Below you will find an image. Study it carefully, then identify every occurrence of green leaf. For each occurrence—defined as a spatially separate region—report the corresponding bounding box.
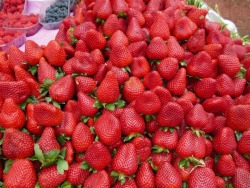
[21,128,30,134]
[35,182,41,188]
[81,161,90,170]
[28,65,38,76]
[4,160,14,173]
[226,184,233,188]
[178,159,189,168]
[106,103,115,111]
[93,101,103,108]
[56,68,65,80]
[42,79,54,88]
[145,115,151,122]
[52,101,61,109]
[0,139,3,146]
[77,185,82,188]
[182,182,188,188]
[235,131,243,141]
[34,144,45,161]
[59,181,74,188]
[45,97,52,103]
[81,116,90,123]
[116,100,125,108]
[56,160,69,174]
[44,149,60,161]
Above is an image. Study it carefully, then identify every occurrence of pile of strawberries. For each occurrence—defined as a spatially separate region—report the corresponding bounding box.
[1,0,25,13]
[1,0,250,187]
[0,28,24,45]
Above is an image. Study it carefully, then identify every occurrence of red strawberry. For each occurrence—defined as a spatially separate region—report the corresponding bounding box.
[232,150,250,172]
[167,36,185,61]
[127,8,145,27]
[203,43,223,59]
[218,55,241,77]
[152,86,172,106]
[188,167,216,188]
[175,97,193,116]
[157,57,179,80]
[216,73,234,96]
[64,100,82,121]
[111,0,129,16]
[33,102,63,127]
[84,29,107,50]
[75,76,96,94]
[216,155,236,177]
[237,130,250,155]
[233,78,247,98]
[72,122,94,153]
[206,30,230,46]
[130,137,151,162]
[130,56,150,78]
[44,40,66,66]
[143,70,163,90]
[173,16,197,41]
[151,152,173,169]
[37,57,56,84]
[75,39,90,52]
[108,30,129,48]
[67,163,90,186]
[4,159,36,188]
[90,49,105,65]
[77,91,98,117]
[110,44,133,68]
[0,80,30,104]
[126,17,144,43]
[84,170,110,188]
[128,41,147,58]
[3,128,34,159]
[103,14,120,37]
[55,112,77,137]
[149,11,170,40]
[63,141,74,165]
[146,37,168,60]
[187,8,208,27]
[155,162,182,188]
[202,97,227,115]
[122,76,145,103]
[167,68,187,96]
[147,0,164,11]
[134,90,161,115]
[109,66,129,85]
[194,78,217,99]
[94,111,121,146]
[38,165,67,188]
[213,127,237,155]
[114,178,137,187]
[94,64,109,84]
[226,105,250,131]
[93,0,112,20]
[7,45,27,70]
[156,102,184,127]
[73,22,96,40]
[24,40,44,65]
[187,29,206,53]
[0,72,15,81]
[135,162,155,188]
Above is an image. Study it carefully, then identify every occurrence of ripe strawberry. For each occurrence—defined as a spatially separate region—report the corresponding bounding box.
[4,159,36,188]
[173,16,197,40]
[0,72,15,81]
[7,45,27,70]
[33,102,63,127]
[175,97,193,116]
[206,30,230,46]
[67,162,90,186]
[216,155,236,176]
[73,22,96,40]
[120,107,145,137]
[0,98,25,129]
[151,152,173,169]
[0,80,31,104]
[215,176,226,188]
[109,66,129,85]
[156,102,184,127]
[128,41,147,58]
[75,39,89,52]
[218,55,241,77]
[44,40,67,66]
[84,170,110,188]
[173,156,194,182]
[146,37,168,60]
[127,8,145,27]
[111,0,129,16]
[123,76,145,103]
[94,111,121,146]
[237,130,250,155]
[90,49,105,65]
[225,105,250,131]
[96,71,120,104]
[130,56,150,78]
[187,29,206,53]
[187,8,208,27]
[77,91,98,117]
[75,76,96,94]
[188,167,216,188]
[155,162,182,188]
[152,86,172,106]
[72,122,94,153]
[149,11,170,40]
[187,51,213,78]
[135,162,155,188]
[216,73,235,96]
[126,17,144,43]
[84,29,107,50]
[37,57,56,84]
[63,141,74,165]
[213,127,237,155]
[103,14,120,37]
[130,136,151,163]
[114,178,137,187]
[55,112,77,137]
[203,43,223,59]
[157,57,179,80]
[38,165,67,188]
[167,36,185,61]
[233,78,247,97]
[93,0,112,20]
[232,168,250,188]
[202,97,227,115]
[108,30,129,48]
[167,68,187,96]
[94,63,109,84]
[232,150,250,172]
[147,0,164,11]
[194,78,217,99]
[64,100,82,121]
[37,127,60,154]
[24,40,44,65]
[3,128,34,159]
[110,44,133,68]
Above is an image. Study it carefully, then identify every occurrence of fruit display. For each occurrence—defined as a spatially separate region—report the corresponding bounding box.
[0,0,250,187]
[0,28,25,51]
[1,0,25,13]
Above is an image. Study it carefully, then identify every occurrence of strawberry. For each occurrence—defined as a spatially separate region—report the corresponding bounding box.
[94,111,121,146]
[93,0,112,20]
[173,156,194,182]
[216,155,236,177]
[0,72,15,81]
[114,178,137,187]
[215,176,226,188]
[187,8,208,27]
[155,162,182,188]
[128,41,147,57]
[38,165,67,188]
[63,141,74,165]
[218,55,241,77]
[175,97,193,116]
[120,107,145,137]
[149,11,170,40]
[7,45,27,70]
[64,100,82,121]
[146,37,168,60]
[167,68,187,96]
[194,78,217,99]
[33,102,63,127]
[157,57,179,80]
[127,8,145,27]
[225,105,250,131]
[232,150,250,172]
[187,51,213,78]
[108,30,129,48]
[75,39,89,52]
[24,40,44,66]
[94,63,109,84]
[110,44,133,68]
[72,122,94,153]
[202,97,227,115]
[135,162,155,188]
[176,130,206,159]
[90,49,105,65]
[84,170,111,188]
[203,43,223,59]
[75,76,96,94]
[73,22,96,40]
[37,127,60,154]
[4,159,36,188]
[96,71,120,104]
[103,14,120,37]
[55,112,77,137]
[233,168,250,188]
[237,130,250,155]
[130,56,150,78]
[233,78,247,98]
[143,70,163,89]
[152,86,172,106]
[156,102,184,127]
[111,0,129,16]
[44,40,67,66]
[187,29,205,53]
[37,57,56,84]
[122,76,145,103]
[77,91,98,117]
[147,0,164,11]
[134,90,161,115]
[109,66,129,85]
[216,74,235,96]
[167,36,185,61]
[67,162,90,186]
[188,167,216,188]
[3,128,34,159]
[173,16,197,41]
[212,127,237,155]
[0,80,30,104]
[126,17,144,43]
[151,152,173,169]
[55,25,67,43]
[206,30,230,46]
[84,29,107,50]
[131,136,151,162]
